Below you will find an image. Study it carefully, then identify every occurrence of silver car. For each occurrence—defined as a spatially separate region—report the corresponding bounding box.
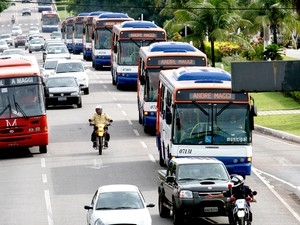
[0,40,9,53]
[28,38,45,53]
[0,34,13,46]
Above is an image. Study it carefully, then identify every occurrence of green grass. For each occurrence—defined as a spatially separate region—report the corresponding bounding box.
[255,114,300,136]
[251,92,300,111]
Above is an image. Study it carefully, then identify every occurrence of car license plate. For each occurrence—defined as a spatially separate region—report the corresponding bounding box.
[204,207,218,212]
[58,97,67,101]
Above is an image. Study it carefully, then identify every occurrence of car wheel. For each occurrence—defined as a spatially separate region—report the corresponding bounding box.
[39,145,47,154]
[83,88,89,95]
[159,193,170,218]
[77,99,82,108]
[29,50,32,53]
[173,203,185,225]
[15,45,18,48]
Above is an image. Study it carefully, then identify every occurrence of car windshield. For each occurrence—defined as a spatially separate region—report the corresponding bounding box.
[96,191,144,210]
[47,46,68,54]
[1,35,10,39]
[2,50,25,55]
[46,77,77,88]
[56,62,84,73]
[177,163,229,181]
[44,60,58,69]
[30,39,44,44]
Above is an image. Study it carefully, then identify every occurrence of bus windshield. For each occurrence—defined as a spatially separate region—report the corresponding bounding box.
[0,84,45,119]
[144,69,160,102]
[94,29,111,49]
[85,24,93,43]
[172,103,250,145]
[118,41,140,65]
[74,24,83,38]
[66,26,73,39]
[43,17,59,25]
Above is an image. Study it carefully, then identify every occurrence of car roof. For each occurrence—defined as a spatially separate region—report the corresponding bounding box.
[98,184,139,193]
[57,59,82,64]
[171,157,224,165]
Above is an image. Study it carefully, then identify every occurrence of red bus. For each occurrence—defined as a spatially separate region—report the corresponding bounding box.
[0,56,48,153]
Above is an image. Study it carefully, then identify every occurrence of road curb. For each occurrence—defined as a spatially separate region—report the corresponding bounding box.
[254,125,300,144]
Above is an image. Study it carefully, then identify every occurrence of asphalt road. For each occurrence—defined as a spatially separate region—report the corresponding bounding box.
[1,3,300,225]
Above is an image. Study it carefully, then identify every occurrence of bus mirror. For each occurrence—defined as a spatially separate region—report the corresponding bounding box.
[251,104,257,117]
[92,32,94,39]
[60,28,63,32]
[166,111,172,125]
[114,45,117,53]
[83,27,85,34]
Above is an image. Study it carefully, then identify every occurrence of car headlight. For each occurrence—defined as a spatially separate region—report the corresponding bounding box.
[94,218,105,225]
[70,92,80,96]
[179,190,193,198]
[49,94,54,97]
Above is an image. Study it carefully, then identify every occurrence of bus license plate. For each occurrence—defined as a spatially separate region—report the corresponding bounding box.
[204,207,218,212]
[58,97,67,101]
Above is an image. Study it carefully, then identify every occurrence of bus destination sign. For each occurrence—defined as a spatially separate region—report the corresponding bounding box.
[176,90,249,101]
[147,56,206,66]
[120,31,166,39]
[96,21,121,27]
[0,77,40,87]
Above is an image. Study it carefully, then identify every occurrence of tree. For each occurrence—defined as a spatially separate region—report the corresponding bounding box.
[161,0,252,67]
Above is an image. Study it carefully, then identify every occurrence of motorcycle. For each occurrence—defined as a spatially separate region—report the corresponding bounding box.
[89,119,112,155]
[230,191,257,225]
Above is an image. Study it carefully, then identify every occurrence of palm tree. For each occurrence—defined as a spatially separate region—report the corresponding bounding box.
[162,0,252,67]
[243,0,300,48]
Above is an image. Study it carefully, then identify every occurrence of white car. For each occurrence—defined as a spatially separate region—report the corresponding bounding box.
[43,44,70,62]
[84,184,154,225]
[11,26,23,36]
[0,34,13,46]
[0,40,9,53]
[54,59,89,94]
[40,58,59,81]
[28,26,40,35]
[2,49,26,56]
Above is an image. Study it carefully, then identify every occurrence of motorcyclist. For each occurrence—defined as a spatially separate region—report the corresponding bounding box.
[89,105,113,148]
[11,15,15,25]
[206,175,256,225]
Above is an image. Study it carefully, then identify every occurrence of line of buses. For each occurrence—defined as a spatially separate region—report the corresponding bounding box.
[0,10,257,177]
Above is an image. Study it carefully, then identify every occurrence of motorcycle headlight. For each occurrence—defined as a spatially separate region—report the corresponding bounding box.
[179,190,193,198]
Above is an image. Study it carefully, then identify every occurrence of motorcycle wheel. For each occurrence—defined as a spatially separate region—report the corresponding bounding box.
[238,218,245,225]
[98,136,103,155]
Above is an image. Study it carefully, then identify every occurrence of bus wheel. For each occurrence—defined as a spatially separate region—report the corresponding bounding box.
[39,145,47,154]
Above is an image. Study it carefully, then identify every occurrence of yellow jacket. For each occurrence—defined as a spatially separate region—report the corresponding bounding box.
[91,113,111,125]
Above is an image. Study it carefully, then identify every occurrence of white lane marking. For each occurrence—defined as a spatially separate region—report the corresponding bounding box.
[103,85,107,89]
[121,110,127,116]
[148,154,156,162]
[44,190,53,225]
[252,167,300,222]
[41,158,46,168]
[117,103,122,108]
[91,159,103,169]
[112,96,117,101]
[42,174,47,183]
[140,140,147,149]
[254,167,296,189]
[127,119,132,126]
[133,129,140,137]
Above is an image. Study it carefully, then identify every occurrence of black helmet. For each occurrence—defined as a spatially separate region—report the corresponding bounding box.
[231,175,244,188]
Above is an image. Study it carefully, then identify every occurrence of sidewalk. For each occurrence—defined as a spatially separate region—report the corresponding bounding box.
[255,109,300,144]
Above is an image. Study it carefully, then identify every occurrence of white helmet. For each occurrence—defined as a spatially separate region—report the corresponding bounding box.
[95,105,102,110]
